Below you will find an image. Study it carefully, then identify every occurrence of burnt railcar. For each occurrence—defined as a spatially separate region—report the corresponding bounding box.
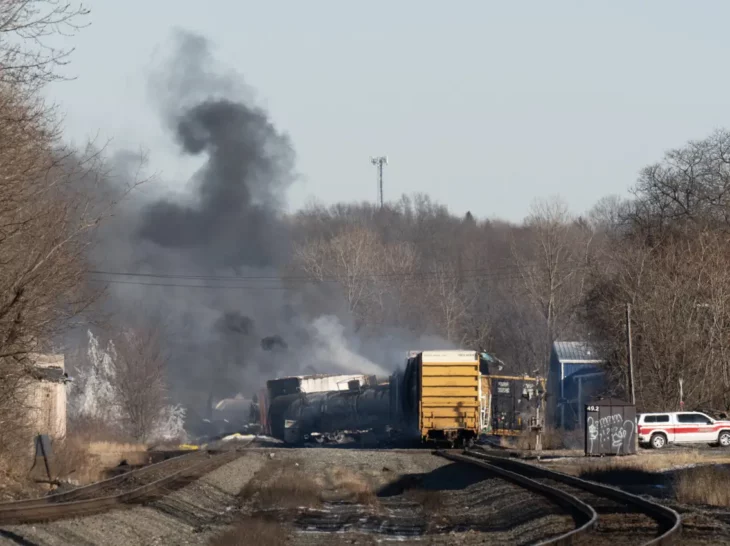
[259,358,545,445]
[267,383,394,444]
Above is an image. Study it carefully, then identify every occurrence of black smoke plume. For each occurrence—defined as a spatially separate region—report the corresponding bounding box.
[137,97,293,268]
[84,30,448,435]
[87,30,303,413]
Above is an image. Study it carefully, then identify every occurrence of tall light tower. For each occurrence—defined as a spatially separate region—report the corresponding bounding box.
[370,156,388,208]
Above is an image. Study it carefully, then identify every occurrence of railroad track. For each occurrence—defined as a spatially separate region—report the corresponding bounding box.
[437,449,681,546]
[0,446,246,525]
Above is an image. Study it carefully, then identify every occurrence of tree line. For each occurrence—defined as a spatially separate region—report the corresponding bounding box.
[287,131,730,414]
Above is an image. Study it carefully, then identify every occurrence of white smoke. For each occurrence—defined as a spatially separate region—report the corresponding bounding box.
[301,315,389,377]
[70,331,186,442]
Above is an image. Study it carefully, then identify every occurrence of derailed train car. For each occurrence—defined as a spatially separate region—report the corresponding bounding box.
[260,351,545,445]
[267,383,394,443]
[261,373,389,442]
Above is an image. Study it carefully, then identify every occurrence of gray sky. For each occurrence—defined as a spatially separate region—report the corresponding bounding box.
[47,1,730,222]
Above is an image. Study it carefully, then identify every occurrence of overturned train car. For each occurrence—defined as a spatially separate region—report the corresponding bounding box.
[267,383,395,443]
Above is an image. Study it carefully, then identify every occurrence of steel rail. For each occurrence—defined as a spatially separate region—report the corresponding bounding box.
[461,449,682,546]
[435,450,597,545]
[0,450,206,511]
[0,449,243,525]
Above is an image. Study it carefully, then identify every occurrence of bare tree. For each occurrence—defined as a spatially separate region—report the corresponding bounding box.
[0,0,90,88]
[295,226,379,317]
[0,0,114,455]
[111,327,169,442]
[370,240,418,329]
[626,129,730,241]
[424,262,473,345]
[587,229,730,412]
[511,197,594,374]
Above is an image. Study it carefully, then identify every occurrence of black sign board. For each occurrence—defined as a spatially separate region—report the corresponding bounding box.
[585,400,636,456]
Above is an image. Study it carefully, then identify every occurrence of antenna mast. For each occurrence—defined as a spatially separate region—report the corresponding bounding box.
[370,156,388,208]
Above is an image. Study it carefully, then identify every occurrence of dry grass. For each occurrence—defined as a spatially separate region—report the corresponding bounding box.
[51,437,92,482]
[1,435,98,499]
[210,517,289,546]
[565,447,730,508]
[67,417,134,444]
[86,441,148,467]
[0,424,38,498]
[0,454,41,501]
[0,416,148,499]
[241,459,323,510]
[406,488,444,512]
[675,466,730,506]
[51,438,148,484]
[59,417,148,483]
[325,466,376,504]
[576,449,730,476]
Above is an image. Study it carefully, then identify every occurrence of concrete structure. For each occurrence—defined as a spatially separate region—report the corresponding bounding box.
[24,354,70,440]
[547,341,606,429]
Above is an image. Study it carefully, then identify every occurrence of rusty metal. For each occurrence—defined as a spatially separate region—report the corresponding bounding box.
[460,449,682,546]
[0,448,243,525]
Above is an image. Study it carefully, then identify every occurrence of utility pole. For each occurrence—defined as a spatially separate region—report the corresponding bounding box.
[626,303,635,405]
[679,378,684,411]
[370,156,388,208]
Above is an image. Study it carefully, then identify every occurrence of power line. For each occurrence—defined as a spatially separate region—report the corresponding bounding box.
[86,268,537,291]
[87,278,293,290]
[87,263,528,282]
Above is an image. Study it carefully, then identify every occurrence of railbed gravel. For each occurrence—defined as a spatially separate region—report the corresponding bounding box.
[0,449,269,546]
[231,447,575,545]
[470,455,666,546]
[64,451,209,501]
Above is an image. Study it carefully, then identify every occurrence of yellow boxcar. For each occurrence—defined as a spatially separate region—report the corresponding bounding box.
[414,350,480,446]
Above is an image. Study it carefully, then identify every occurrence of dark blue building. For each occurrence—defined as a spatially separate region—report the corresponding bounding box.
[547,341,605,429]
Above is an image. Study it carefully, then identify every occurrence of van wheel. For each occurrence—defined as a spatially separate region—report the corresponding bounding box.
[651,434,667,449]
[718,431,730,447]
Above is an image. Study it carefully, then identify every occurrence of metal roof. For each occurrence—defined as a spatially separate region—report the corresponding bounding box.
[28,366,69,383]
[214,397,252,411]
[552,341,604,363]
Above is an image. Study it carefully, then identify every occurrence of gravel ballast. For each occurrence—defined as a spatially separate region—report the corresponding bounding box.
[1,447,580,545]
[221,447,575,545]
[0,450,269,546]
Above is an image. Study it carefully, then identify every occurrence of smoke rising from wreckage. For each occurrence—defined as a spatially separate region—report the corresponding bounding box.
[82,29,449,435]
[257,351,546,448]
